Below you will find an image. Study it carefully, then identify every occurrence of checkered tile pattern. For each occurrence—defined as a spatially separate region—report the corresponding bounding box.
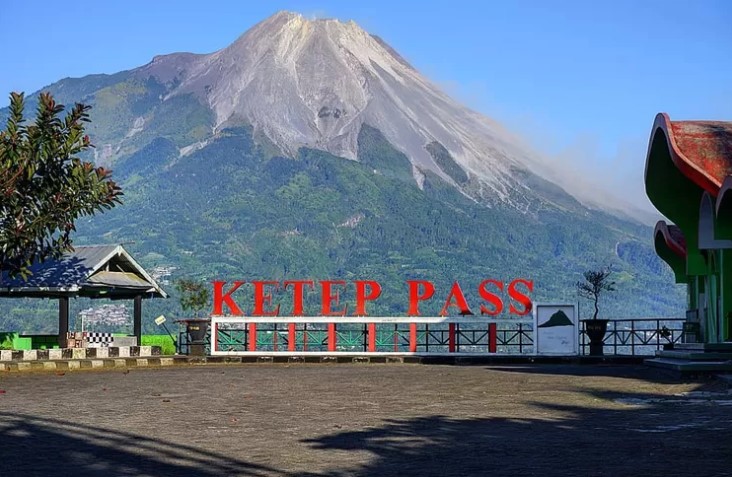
[83,332,114,347]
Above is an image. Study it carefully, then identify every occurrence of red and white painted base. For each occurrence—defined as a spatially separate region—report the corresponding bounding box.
[209,316,534,356]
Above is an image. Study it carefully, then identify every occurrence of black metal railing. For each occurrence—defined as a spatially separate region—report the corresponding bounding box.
[205,322,535,354]
[179,319,686,356]
[579,318,686,356]
[178,331,211,355]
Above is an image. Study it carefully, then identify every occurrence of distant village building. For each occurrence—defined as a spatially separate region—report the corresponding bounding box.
[78,304,131,330]
[150,265,178,286]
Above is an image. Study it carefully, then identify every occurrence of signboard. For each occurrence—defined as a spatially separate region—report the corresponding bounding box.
[207,279,538,356]
[211,279,534,318]
[533,303,578,355]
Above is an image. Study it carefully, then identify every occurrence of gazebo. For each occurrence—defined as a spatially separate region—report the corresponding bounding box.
[645,113,732,343]
[0,245,168,347]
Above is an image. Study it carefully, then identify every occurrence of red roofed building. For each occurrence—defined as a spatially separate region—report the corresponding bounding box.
[645,113,732,343]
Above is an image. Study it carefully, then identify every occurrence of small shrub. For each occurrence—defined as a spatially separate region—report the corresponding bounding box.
[175,279,211,318]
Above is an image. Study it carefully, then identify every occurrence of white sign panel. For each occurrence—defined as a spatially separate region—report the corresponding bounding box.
[534,304,578,355]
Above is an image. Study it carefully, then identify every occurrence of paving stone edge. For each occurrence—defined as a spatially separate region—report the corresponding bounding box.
[0,355,647,372]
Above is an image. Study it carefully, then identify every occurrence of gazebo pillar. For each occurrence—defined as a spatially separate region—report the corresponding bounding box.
[58,297,69,348]
[133,295,142,345]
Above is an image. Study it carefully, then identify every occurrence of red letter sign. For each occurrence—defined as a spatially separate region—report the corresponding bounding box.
[284,280,314,316]
[355,280,382,316]
[439,281,472,316]
[212,281,245,316]
[508,279,533,315]
[252,280,281,316]
[407,280,435,316]
[321,280,348,316]
[478,279,504,316]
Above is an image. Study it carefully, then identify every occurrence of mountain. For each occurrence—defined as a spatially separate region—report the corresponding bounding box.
[29,11,580,211]
[151,12,535,198]
[538,310,574,328]
[0,11,684,332]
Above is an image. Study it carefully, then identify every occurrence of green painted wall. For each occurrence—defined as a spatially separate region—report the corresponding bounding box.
[644,129,732,342]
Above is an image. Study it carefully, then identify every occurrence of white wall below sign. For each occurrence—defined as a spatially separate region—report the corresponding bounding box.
[533,303,578,356]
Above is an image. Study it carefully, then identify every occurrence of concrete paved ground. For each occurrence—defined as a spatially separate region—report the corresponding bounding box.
[0,364,730,476]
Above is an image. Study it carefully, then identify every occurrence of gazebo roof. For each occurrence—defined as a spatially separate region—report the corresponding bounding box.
[0,245,167,299]
[648,113,732,195]
[654,221,687,258]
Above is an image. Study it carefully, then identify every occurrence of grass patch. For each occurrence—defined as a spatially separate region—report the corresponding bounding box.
[141,335,177,355]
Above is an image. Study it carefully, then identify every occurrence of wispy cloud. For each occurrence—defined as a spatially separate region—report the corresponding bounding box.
[304,10,328,21]
[545,135,660,221]
[440,79,661,223]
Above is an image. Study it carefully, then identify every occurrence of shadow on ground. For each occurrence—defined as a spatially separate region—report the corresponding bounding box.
[1,379,730,476]
[0,411,281,477]
[302,388,732,477]
[485,363,716,383]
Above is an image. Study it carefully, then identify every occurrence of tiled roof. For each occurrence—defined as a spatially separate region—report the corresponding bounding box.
[0,245,167,298]
[651,113,732,195]
[654,221,687,258]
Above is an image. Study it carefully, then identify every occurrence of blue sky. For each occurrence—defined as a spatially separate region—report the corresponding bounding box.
[1,0,730,208]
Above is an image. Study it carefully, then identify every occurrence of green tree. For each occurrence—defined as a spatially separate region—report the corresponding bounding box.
[576,266,616,320]
[175,279,211,318]
[0,92,122,278]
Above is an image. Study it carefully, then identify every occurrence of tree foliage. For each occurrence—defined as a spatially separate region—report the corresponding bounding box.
[175,278,211,318]
[0,92,122,278]
[576,266,616,320]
